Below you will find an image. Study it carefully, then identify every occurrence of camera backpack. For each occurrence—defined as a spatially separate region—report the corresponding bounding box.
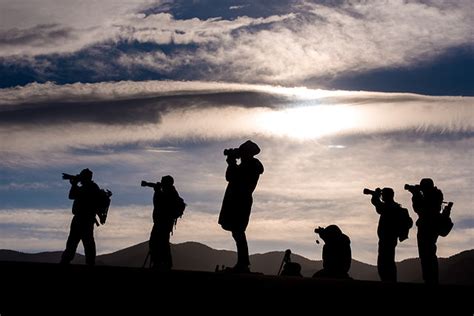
[438,202,454,237]
[96,188,112,225]
[171,195,186,232]
[173,196,186,220]
[397,207,413,242]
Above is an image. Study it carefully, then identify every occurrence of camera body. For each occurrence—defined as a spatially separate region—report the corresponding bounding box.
[223,148,240,159]
[363,188,381,196]
[404,184,420,193]
[314,226,324,235]
[141,180,161,189]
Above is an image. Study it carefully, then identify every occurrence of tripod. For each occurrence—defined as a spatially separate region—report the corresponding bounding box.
[142,250,153,268]
[278,249,292,276]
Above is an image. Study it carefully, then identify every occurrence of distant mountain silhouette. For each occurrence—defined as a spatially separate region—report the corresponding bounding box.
[1,242,473,285]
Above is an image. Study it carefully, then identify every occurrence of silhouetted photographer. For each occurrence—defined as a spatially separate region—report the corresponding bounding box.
[406,178,451,284]
[312,225,351,279]
[60,168,103,266]
[218,140,264,273]
[143,175,185,270]
[364,187,412,282]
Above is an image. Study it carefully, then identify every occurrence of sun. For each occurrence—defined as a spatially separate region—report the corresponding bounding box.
[256,104,359,139]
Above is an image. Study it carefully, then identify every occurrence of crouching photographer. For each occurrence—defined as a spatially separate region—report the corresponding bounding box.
[312,225,352,279]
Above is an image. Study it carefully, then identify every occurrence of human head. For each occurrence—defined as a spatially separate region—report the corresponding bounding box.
[318,224,343,243]
[238,140,260,159]
[381,187,394,203]
[420,178,434,191]
[161,175,174,188]
[79,168,93,182]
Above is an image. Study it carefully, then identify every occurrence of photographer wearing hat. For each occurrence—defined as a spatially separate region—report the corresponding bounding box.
[60,168,101,266]
[218,140,264,273]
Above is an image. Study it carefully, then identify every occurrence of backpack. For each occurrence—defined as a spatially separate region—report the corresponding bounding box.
[438,202,454,237]
[173,196,186,220]
[171,195,186,232]
[397,207,413,242]
[96,188,112,225]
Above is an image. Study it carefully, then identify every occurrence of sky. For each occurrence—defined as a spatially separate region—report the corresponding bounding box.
[0,0,473,265]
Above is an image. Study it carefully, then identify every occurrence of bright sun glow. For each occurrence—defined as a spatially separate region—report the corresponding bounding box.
[256,105,360,139]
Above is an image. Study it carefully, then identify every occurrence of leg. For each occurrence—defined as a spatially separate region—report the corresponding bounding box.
[61,217,81,264]
[149,225,158,267]
[418,230,439,284]
[81,221,96,266]
[151,222,173,270]
[377,239,397,282]
[232,230,250,268]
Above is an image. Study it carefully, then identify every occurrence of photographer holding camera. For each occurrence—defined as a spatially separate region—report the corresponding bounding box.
[312,225,351,279]
[218,140,264,273]
[364,187,409,282]
[60,168,102,266]
[143,175,184,270]
[405,178,444,284]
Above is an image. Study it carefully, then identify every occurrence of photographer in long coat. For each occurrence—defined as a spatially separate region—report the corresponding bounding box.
[218,140,264,273]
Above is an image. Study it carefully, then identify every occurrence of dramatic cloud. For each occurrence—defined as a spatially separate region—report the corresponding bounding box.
[1,1,472,86]
[0,81,472,167]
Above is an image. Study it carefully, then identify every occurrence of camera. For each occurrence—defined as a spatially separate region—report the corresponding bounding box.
[62,173,78,181]
[141,180,161,189]
[404,184,420,192]
[223,148,240,158]
[314,226,324,234]
[363,188,381,196]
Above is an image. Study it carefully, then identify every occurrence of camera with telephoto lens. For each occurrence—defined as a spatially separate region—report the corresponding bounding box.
[363,188,381,196]
[62,173,79,181]
[223,148,240,159]
[141,180,161,189]
[404,184,420,193]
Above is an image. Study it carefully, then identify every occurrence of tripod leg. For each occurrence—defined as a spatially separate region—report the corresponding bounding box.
[142,251,150,268]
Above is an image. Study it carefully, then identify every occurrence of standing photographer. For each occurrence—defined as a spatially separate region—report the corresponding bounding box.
[218,140,264,273]
[365,187,409,282]
[406,178,444,284]
[144,175,184,270]
[60,168,101,266]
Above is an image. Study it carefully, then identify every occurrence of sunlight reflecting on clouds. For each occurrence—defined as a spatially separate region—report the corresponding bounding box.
[256,105,360,139]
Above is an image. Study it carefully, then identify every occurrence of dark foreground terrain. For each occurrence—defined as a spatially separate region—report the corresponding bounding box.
[0,261,472,315]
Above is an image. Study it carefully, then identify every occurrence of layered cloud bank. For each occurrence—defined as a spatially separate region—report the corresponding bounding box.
[1,0,473,88]
[1,81,472,162]
[0,81,472,263]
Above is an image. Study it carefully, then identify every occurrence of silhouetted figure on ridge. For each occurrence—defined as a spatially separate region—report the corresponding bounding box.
[313,225,352,279]
[142,175,185,270]
[405,178,445,284]
[218,140,264,273]
[60,168,102,266]
[364,187,412,282]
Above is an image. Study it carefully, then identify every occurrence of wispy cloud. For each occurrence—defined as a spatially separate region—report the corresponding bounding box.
[0,81,472,165]
[1,1,472,84]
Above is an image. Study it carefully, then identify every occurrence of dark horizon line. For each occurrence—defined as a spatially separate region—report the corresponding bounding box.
[2,240,472,266]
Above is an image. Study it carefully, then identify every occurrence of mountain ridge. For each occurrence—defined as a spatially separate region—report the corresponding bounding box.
[1,241,473,285]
